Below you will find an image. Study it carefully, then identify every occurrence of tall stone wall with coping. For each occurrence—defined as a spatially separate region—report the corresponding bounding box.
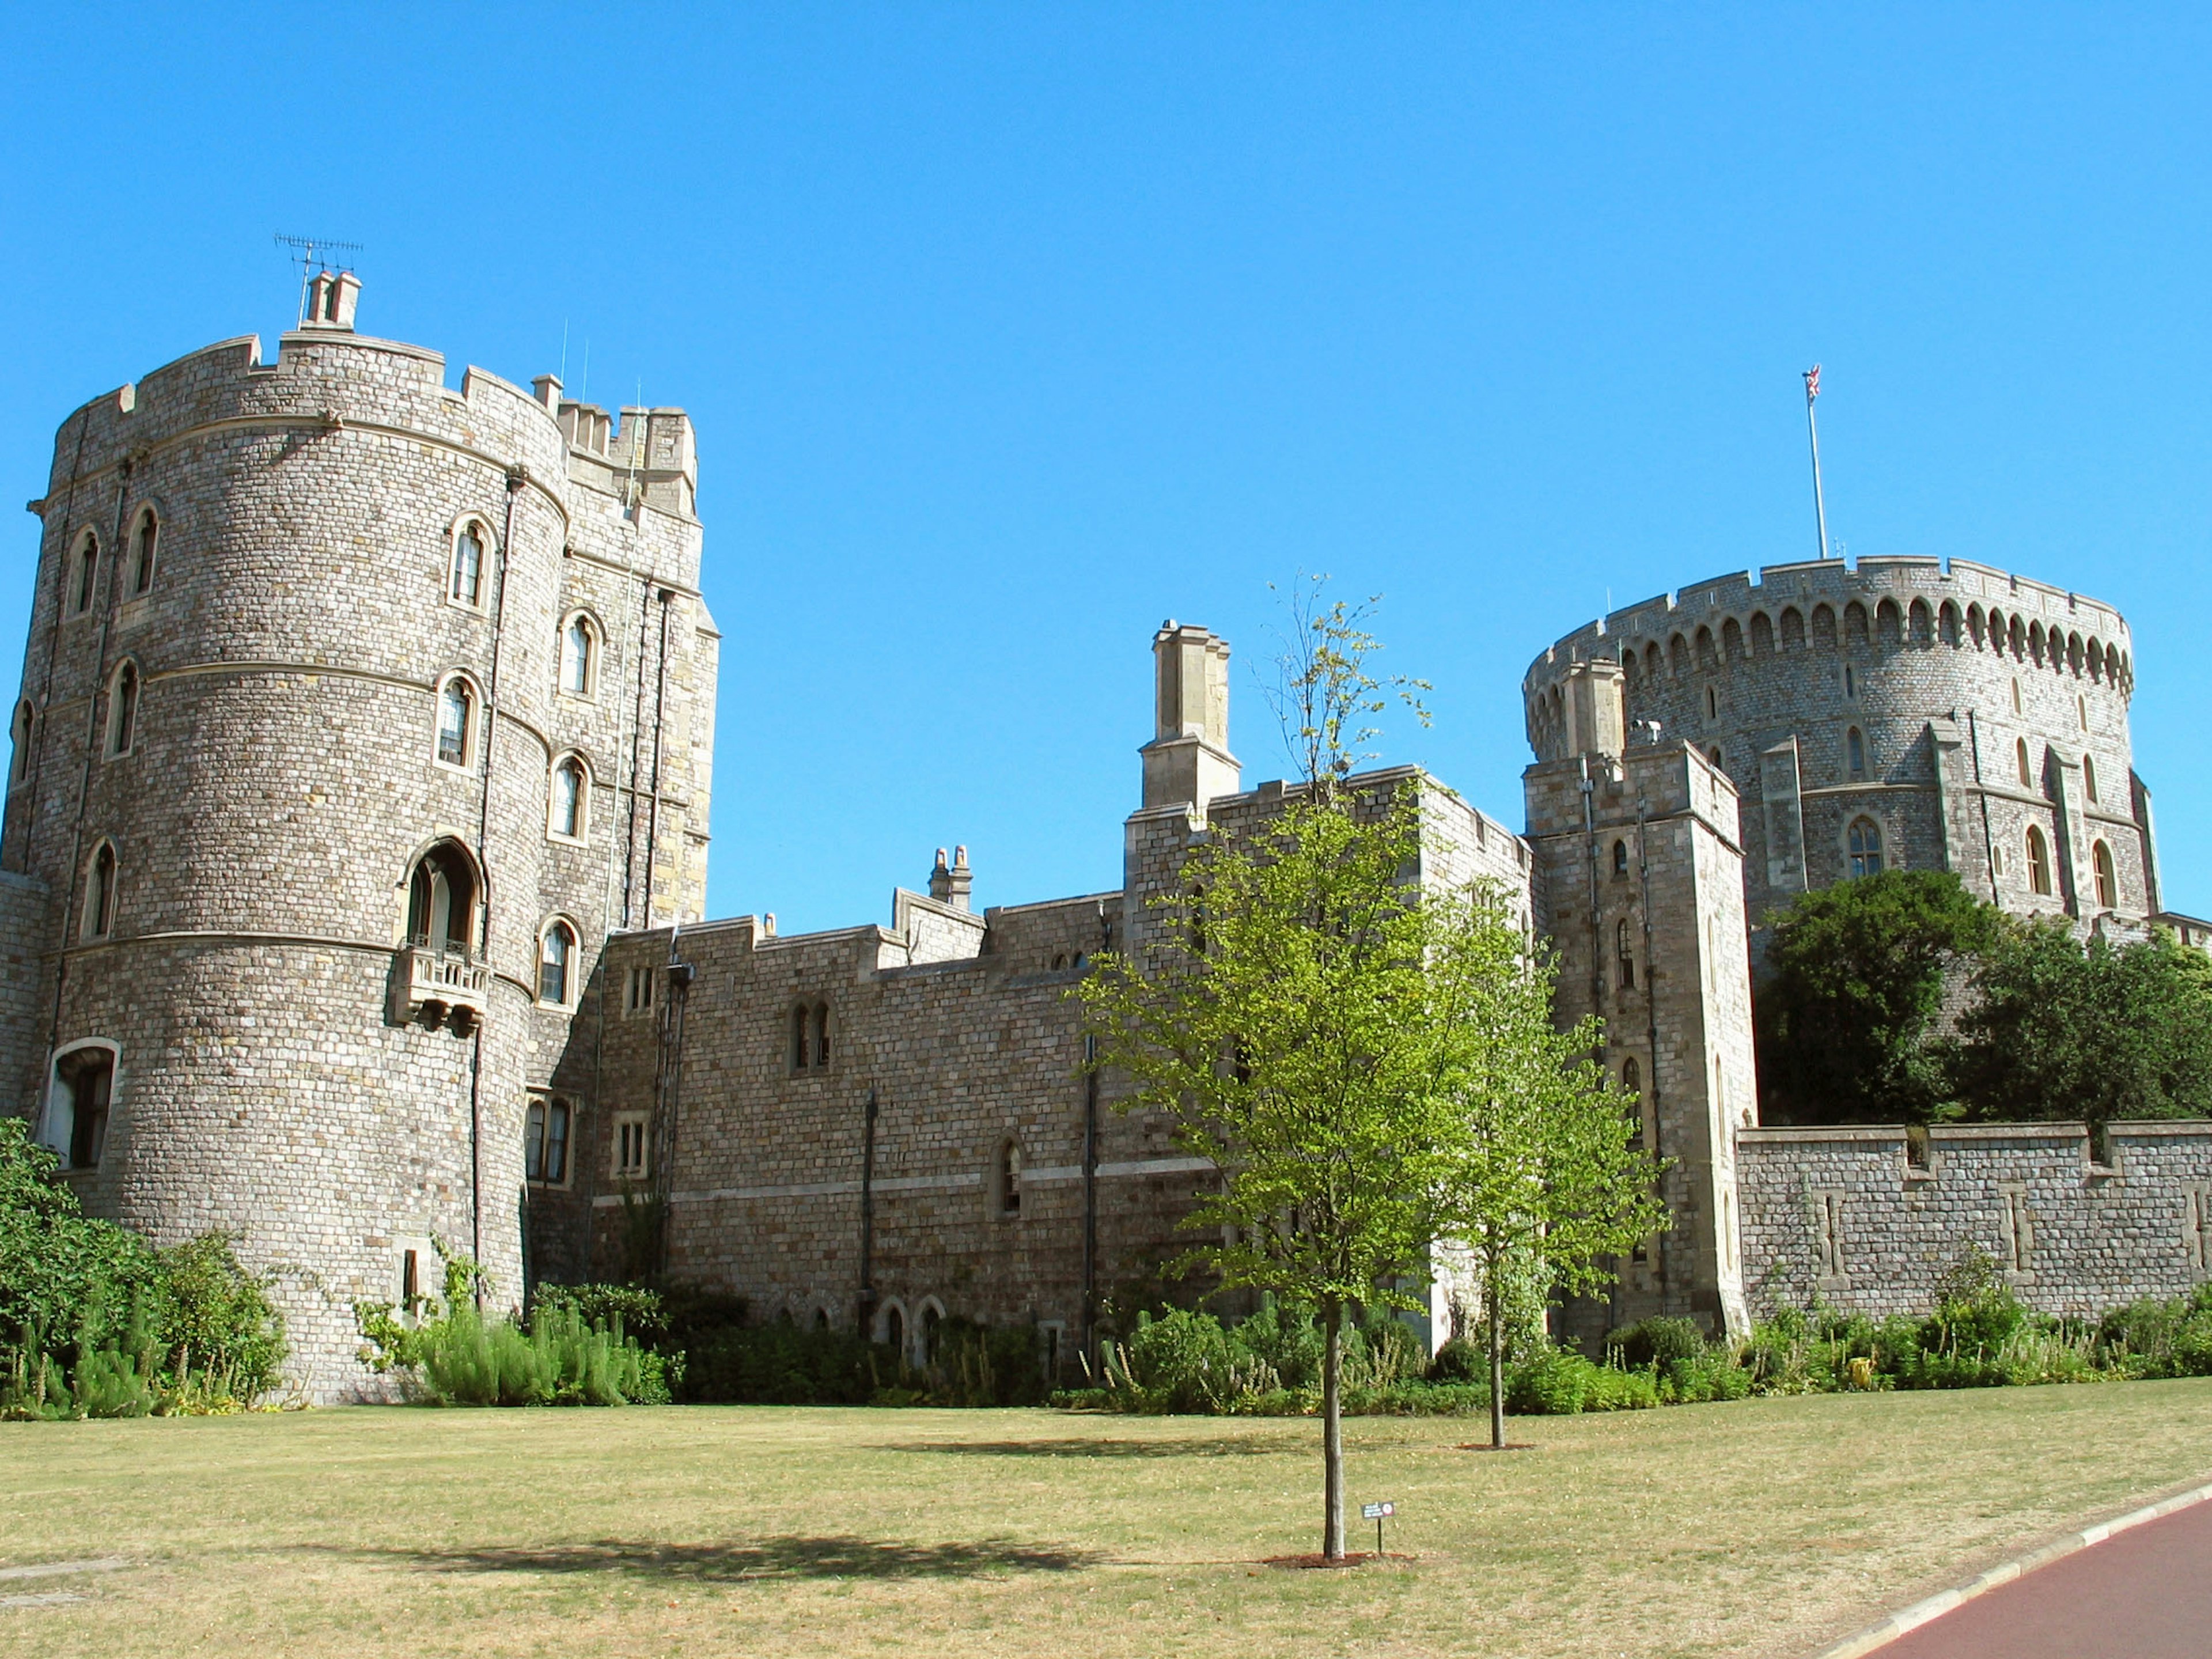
[1737,1122,2212,1318]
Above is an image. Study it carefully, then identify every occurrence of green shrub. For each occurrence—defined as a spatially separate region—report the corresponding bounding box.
[1505,1347,1658,1414]
[355,1248,667,1406]
[0,1123,288,1416]
[1426,1337,1486,1384]
[680,1320,882,1405]
[1608,1316,1706,1371]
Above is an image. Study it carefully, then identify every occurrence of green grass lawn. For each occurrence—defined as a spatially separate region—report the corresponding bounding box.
[4,1382,2211,1658]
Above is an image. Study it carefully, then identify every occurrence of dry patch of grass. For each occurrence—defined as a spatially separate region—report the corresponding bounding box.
[3,1381,2210,1658]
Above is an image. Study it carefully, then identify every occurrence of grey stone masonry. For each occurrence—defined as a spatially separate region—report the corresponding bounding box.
[1738,1122,2212,1317]
[1524,558,2152,953]
[1525,660,1755,1338]
[7,283,715,1398]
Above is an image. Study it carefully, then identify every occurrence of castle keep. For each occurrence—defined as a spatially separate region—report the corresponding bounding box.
[13,290,2212,1395]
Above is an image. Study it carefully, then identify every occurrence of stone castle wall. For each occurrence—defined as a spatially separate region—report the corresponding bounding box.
[1738,1122,2212,1318]
[1523,559,2152,943]
[8,297,715,1396]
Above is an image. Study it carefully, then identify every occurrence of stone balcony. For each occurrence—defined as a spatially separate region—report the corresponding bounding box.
[395,941,488,1032]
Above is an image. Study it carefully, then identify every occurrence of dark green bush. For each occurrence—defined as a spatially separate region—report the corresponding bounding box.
[680,1320,882,1405]
[1,1122,287,1416]
[1607,1316,1706,1372]
[1426,1337,1486,1384]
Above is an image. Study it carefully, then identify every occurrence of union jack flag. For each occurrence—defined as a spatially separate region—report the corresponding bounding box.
[1804,365,1822,400]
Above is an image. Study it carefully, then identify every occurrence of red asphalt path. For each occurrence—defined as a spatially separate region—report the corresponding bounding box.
[1871,1497,2212,1657]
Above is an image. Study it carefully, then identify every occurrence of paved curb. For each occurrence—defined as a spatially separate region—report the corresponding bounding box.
[1809,1477,2212,1659]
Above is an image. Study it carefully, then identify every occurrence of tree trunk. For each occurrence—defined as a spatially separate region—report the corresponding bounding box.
[1488,1247,1508,1451]
[1321,1294,1344,1560]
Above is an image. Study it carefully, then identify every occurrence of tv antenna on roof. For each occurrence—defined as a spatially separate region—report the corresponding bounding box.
[274,233,365,326]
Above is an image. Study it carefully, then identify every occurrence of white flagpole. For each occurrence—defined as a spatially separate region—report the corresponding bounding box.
[1804,365,1831,560]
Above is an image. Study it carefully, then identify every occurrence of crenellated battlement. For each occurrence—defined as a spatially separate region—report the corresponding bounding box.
[1524,556,2132,700]
[38,327,571,510]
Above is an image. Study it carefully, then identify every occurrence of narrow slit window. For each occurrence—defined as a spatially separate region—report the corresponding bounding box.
[537,921,575,1005]
[551,757,585,839]
[83,842,116,940]
[9,699,31,786]
[130,511,158,595]
[2083,755,2099,803]
[1616,918,1635,988]
[107,662,138,757]
[437,678,472,767]
[2026,825,2053,896]
[2016,738,2033,789]
[1846,727,1866,780]
[71,536,99,616]
[561,615,594,695]
[450,525,484,606]
[2094,840,2117,910]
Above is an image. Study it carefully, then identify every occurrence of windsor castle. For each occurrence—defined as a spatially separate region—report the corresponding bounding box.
[14,285,2212,1396]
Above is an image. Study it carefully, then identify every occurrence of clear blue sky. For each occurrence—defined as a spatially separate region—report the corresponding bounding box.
[5,6,2210,928]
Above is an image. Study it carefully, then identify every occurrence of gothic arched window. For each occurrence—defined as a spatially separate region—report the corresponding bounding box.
[71,534,99,616]
[537,919,576,1006]
[449,523,486,607]
[406,840,479,956]
[1616,918,1635,989]
[2026,825,2053,896]
[551,756,586,840]
[1847,817,1883,879]
[130,509,158,596]
[105,661,139,758]
[560,613,596,696]
[2094,840,2117,910]
[435,675,475,768]
[82,840,118,941]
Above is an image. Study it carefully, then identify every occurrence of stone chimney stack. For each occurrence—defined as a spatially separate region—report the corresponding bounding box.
[928,847,976,911]
[1139,621,1240,812]
[1565,658,1627,760]
[301,270,362,332]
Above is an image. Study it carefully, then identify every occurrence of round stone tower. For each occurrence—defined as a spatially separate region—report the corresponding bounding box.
[1524,556,2154,946]
[7,278,717,1396]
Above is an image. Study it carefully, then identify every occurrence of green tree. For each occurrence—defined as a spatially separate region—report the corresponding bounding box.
[1081,580,1467,1560]
[1756,870,1997,1124]
[1949,920,2212,1129]
[1081,785,1465,1559]
[1436,940,1667,1450]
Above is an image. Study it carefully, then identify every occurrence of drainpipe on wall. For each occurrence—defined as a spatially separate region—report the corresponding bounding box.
[464,465,524,1302]
[1637,793,1668,1301]
[857,1087,878,1338]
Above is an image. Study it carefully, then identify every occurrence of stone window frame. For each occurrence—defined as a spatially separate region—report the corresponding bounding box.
[445,515,494,613]
[1844,725,1868,781]
[557,609,603,700]
[536,914,580,1009]
[2025,823,2054,896]
[524,1092,574,1188]
[79,837,119,943]
[65,528,101,620]
[125,502,161,599]
[624,963,656,1018]
[102,657,141,761]
[916,1296,947,1368]
[610,1110,650,1181]
[787,999,832,1074]
[39,1036,120,1172]
[990,1136,1024,1220]
[2093,839,2118,911]
[2015,736,2034,789]
[8,698,32,788]
[431,671,480,773]
[547,751,591,844]
[1843,814,1885,880]
[2083,753,2100,804]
